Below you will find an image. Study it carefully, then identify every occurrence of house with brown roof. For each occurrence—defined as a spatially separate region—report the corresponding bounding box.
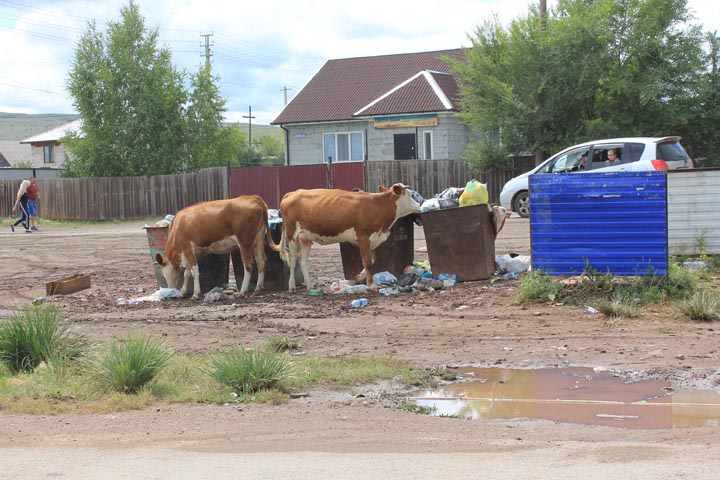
[272,49,468,165]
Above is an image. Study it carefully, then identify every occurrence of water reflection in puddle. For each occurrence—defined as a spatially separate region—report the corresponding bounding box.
[410,367,720,429]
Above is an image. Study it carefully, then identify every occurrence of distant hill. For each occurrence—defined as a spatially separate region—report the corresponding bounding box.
[0,112,282,142]
[0,113,80,141]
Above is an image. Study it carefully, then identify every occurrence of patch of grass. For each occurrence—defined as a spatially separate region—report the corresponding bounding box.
[0,304,86,374]
[266,336,299,352]
[87,334,174,394]
[399,402,435,415]
[207,346,293,393]
[290,356,433,389]
[674,289,720,322]
[513,270,565,304]
[593,294,641,320]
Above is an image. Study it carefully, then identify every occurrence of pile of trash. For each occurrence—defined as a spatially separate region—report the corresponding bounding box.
[419,179,490,212]
[144,214,175,229]
[326,262,457,297]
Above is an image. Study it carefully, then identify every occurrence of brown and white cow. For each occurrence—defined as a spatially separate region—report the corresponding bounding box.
[276,183,421,292]
[155,196,279,299]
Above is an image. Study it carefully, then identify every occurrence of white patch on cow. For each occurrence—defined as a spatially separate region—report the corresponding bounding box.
[296,225,359,245]
[395,188,421,219]
[368,229,391,250]
[191,237,239,255]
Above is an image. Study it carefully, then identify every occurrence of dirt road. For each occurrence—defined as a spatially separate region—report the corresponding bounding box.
[1,216,720,479]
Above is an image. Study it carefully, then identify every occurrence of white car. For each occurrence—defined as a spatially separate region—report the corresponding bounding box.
[499,136,694,218]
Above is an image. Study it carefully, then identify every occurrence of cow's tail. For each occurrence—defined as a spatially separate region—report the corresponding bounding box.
[263,206,285,259]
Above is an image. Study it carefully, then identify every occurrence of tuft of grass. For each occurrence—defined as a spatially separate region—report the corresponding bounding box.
[87,334,174,394]
[266,336,299,352]
[290,356,433,389]
[674,289,720,322]
[513,270,565,304]
[207,346,293,393]
[400,402,435,415]
[0,304,86,374]
[593,294,640,320]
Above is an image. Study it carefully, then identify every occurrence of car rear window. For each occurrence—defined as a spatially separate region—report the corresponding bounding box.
[657,142,691,162]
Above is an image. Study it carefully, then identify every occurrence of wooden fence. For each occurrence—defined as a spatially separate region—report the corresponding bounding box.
[1,158,533,221]
[1,167,227,220]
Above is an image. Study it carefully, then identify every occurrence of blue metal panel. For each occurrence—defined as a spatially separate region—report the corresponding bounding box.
[530,171,668,276]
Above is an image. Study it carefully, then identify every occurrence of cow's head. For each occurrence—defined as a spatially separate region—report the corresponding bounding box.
[491,205,512,236]
[155,253,182,289]
[391,183,421,218]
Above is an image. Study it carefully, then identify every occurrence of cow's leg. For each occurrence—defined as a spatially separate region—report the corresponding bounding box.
[287,239,299,292]
[190,262,202,299]
[252,228,267,294]
[237,242,255,296]
[355,249,376,285]
[298,239,313,291]
[179,252,196,298]
[357,238,377,290]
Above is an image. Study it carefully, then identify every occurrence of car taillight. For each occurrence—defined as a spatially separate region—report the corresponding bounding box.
[651,159,669,170]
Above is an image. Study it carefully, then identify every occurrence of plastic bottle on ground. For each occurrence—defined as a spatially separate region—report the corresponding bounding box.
[349,298,369,308]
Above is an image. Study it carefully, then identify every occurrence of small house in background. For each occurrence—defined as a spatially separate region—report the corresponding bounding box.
[272,49,469,165]
[20,118,82,169]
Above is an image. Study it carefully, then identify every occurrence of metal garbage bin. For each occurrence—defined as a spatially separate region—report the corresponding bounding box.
[144,226,230,294]
[230,218,302,291]
[339,215,415,280]
[420,204,495,281]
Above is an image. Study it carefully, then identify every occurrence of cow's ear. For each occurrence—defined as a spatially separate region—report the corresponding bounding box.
[155,253,165,266]
[378,185,388,192]
[391,183,404,196]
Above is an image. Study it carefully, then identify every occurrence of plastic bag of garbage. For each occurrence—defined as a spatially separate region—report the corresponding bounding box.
[495,254,531,274]
[458,180,489,206]
[408,188,425,206]
[333,284,371,295]
[397,272,419,287]
[415,277,444,291]
[438,198,459,209]
[372,271,397,286]
[436,187,463,202]
[420,198,440,212]
[437,273,457,288]
[203,286,227,303]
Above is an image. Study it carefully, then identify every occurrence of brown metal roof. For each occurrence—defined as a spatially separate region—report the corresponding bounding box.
[272,49,465,125]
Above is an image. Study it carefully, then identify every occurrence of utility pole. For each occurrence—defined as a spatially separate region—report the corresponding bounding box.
[200,33,213,67]
[243,106,256,145]
[280,85,292,106]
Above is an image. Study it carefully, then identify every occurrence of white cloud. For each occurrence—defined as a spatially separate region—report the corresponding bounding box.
[0,0,716,126]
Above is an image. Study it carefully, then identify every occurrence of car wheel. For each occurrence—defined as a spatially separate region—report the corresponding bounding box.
[513,191,530,218]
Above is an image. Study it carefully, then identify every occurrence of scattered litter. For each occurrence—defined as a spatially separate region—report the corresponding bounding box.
[349,298,369,308]
[495,254,531,274]
[585,306,599,314]
[204,286,227,303]
[437,273,457,288]
[122,287,181,304]
[372,271,397,287]
[333,283,371,295]
[379,287,401,295]
[32,296,45,305]
[683,261,708,271]
[415,246,428,253]
[308,288,325,296]
[502,272,519,280]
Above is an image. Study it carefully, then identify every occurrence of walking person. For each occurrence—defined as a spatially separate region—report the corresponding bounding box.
[11,178,32,233]
[26,176,39,231]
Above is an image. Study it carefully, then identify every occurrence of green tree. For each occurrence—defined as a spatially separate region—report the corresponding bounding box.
[186,65,231,171]
[451,0,708,170]
[64,1,230,177]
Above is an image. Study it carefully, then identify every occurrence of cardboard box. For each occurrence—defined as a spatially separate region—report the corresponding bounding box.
[46,274,91,295]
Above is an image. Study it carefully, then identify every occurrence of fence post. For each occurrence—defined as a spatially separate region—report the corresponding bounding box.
[326,156,333,189]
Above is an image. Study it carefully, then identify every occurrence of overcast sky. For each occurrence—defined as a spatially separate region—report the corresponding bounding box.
[1,0,718,126]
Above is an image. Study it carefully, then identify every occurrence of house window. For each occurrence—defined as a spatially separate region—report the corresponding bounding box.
[423,131,433,160]
[323,132,364,162]
[44,145,55,164]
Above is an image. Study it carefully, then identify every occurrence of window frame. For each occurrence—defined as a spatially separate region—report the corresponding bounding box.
[422,130,433,160]
[43,144,55,164]
[322,131,365,163]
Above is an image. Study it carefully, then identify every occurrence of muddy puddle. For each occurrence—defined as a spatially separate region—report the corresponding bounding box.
[410,367,720,429]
